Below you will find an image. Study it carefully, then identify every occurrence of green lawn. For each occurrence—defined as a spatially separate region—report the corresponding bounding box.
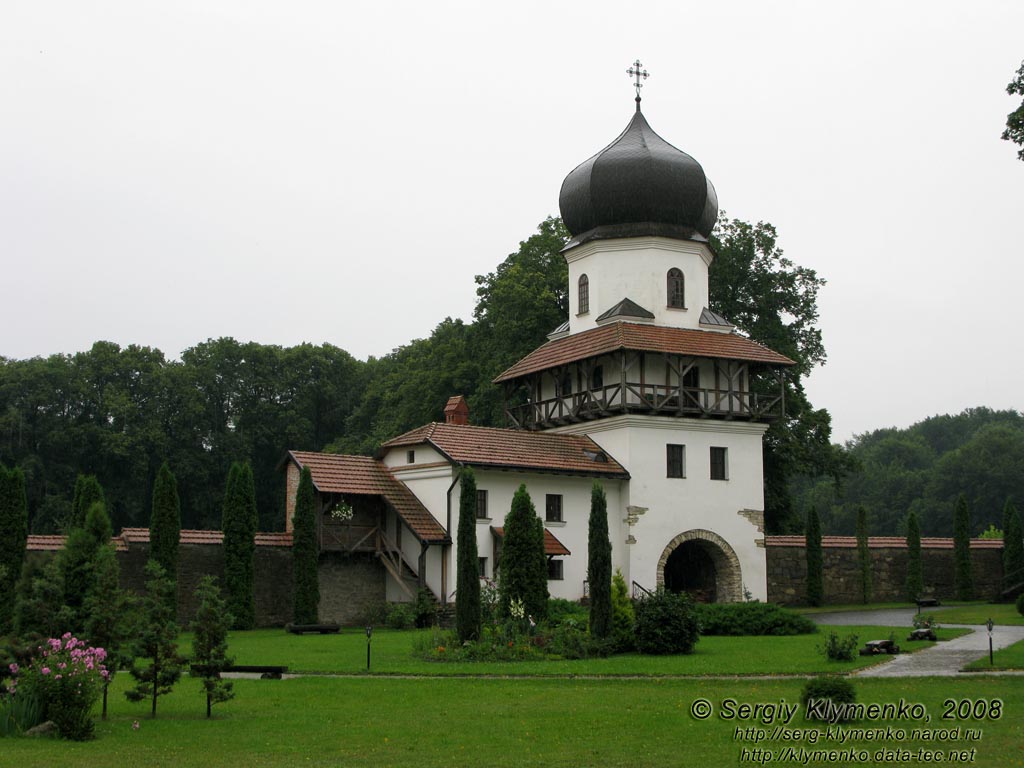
[4,675,1024,767]
[171,625,965,677]
[930,602,1024,626]
[965,637,1024,671]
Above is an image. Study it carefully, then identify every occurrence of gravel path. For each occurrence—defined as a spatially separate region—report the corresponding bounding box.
[808,607,1024,677]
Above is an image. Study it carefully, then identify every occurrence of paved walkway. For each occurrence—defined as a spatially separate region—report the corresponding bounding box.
[809,608,1024,677]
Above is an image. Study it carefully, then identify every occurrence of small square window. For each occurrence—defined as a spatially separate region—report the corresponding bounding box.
[478,557,488,578]
[545,494,563,523]
[710,446,728,480]
[547,559,564,581]
[476,489,489,519]
[667,444,686,478]
[406,450,415,464]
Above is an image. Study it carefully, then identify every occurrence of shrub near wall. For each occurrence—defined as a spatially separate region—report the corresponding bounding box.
[694,602,816,636]
[634,590,699,655]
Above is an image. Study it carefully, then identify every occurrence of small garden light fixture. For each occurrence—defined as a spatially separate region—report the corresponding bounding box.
[366,625,373,671]
[987,618,994,666]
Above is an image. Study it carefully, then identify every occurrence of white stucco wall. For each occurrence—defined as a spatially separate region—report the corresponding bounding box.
[447,469,626,602]
[565,237,714,334]
[551,415,769,601]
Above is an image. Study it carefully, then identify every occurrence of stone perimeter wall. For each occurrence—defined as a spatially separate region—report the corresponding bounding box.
[29,544,387,628]
[767,539,1004,605]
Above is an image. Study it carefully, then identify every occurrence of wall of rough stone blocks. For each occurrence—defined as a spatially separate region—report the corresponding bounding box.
[117,543,295,627]
[317,552,387,626]
[767,541,1004,605]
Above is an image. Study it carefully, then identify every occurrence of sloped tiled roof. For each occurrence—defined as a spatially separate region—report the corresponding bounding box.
[287,451,447,543]
[596,297,655,322]
[379,422,629,478]
[494,321,795,382]
[765,536,1002,550]
[491,526,571,556]
[27,529,292,553]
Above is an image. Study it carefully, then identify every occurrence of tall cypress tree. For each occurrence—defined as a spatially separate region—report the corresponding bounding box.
[1002,499,1024,590]
[953,494,974,600]
[222,462,257,629]
[588,482,612,638]
[456,468,481,643]
[0,465,29,634]
[805,506,823,607]
[905,510,924,601]
[60,501,113,632]
[150,462,181,577]
[84,542,133,719]
[70,475,105,531]
[292,466,319,624]
[499,484,548,621]
[855,505,872,604]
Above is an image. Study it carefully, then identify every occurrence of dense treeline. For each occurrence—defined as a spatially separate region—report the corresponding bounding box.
[791,408,1024,537]
[1,214,839,534]
[0,340,364,532]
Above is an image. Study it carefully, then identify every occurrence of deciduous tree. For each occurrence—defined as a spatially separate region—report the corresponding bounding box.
[1003,59,1024,161]
[0,464,28,633]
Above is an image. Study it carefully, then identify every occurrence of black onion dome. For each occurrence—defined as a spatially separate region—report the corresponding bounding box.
[559,106,718,241]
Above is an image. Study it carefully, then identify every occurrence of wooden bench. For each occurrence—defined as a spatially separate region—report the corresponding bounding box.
[915,598,941,608]
[286,622,341,635]
[908,628,937,642]
[859,639,901,656]
[191,664,289,680]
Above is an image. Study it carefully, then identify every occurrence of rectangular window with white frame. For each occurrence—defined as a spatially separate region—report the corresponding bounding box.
[545,494,563,523]
[547,559,564,581]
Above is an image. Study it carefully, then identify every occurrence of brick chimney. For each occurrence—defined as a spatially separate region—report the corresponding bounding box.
[444,395,470,425]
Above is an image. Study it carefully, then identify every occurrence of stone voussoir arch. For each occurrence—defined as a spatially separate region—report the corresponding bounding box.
[656,529,743,603]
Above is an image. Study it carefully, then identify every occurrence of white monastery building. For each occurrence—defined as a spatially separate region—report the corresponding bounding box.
[284,89,794,611]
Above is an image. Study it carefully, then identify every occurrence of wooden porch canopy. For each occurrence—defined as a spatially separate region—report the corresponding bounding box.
[286,451,448,543]
[494,321,795,383]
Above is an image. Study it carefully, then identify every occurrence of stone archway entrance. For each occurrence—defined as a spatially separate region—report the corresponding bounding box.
[657,530,742,603]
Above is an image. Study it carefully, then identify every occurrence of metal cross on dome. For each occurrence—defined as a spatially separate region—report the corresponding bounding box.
[626,59,649,99]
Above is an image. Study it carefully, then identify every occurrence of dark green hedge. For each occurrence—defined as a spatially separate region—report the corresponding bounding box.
[694,601,816,636]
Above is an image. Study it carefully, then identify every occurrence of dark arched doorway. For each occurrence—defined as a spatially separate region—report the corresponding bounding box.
[656,529,743,603]
[663,540,718,602]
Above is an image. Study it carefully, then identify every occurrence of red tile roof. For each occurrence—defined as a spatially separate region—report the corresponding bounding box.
[765,536,1003,550]
[26,529,292,553]
[287,451,448,543]
[494,321,795,382]
[491,526,571,557]
[379,422,629,478]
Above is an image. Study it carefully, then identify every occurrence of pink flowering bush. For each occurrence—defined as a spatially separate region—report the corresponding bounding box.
[14,633,108,740]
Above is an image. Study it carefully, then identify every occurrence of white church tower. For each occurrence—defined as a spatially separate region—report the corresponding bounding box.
[494,72,794,601]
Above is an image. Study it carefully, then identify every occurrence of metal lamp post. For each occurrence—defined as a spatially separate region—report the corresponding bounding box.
[986,618,994,666]
[366,625,373,671]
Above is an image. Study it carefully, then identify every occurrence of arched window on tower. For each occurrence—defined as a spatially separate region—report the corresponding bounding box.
[667,268,685,309]
[578,274,590,314]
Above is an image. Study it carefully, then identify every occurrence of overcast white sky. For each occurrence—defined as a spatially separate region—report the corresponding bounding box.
[2,1,1022,443]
